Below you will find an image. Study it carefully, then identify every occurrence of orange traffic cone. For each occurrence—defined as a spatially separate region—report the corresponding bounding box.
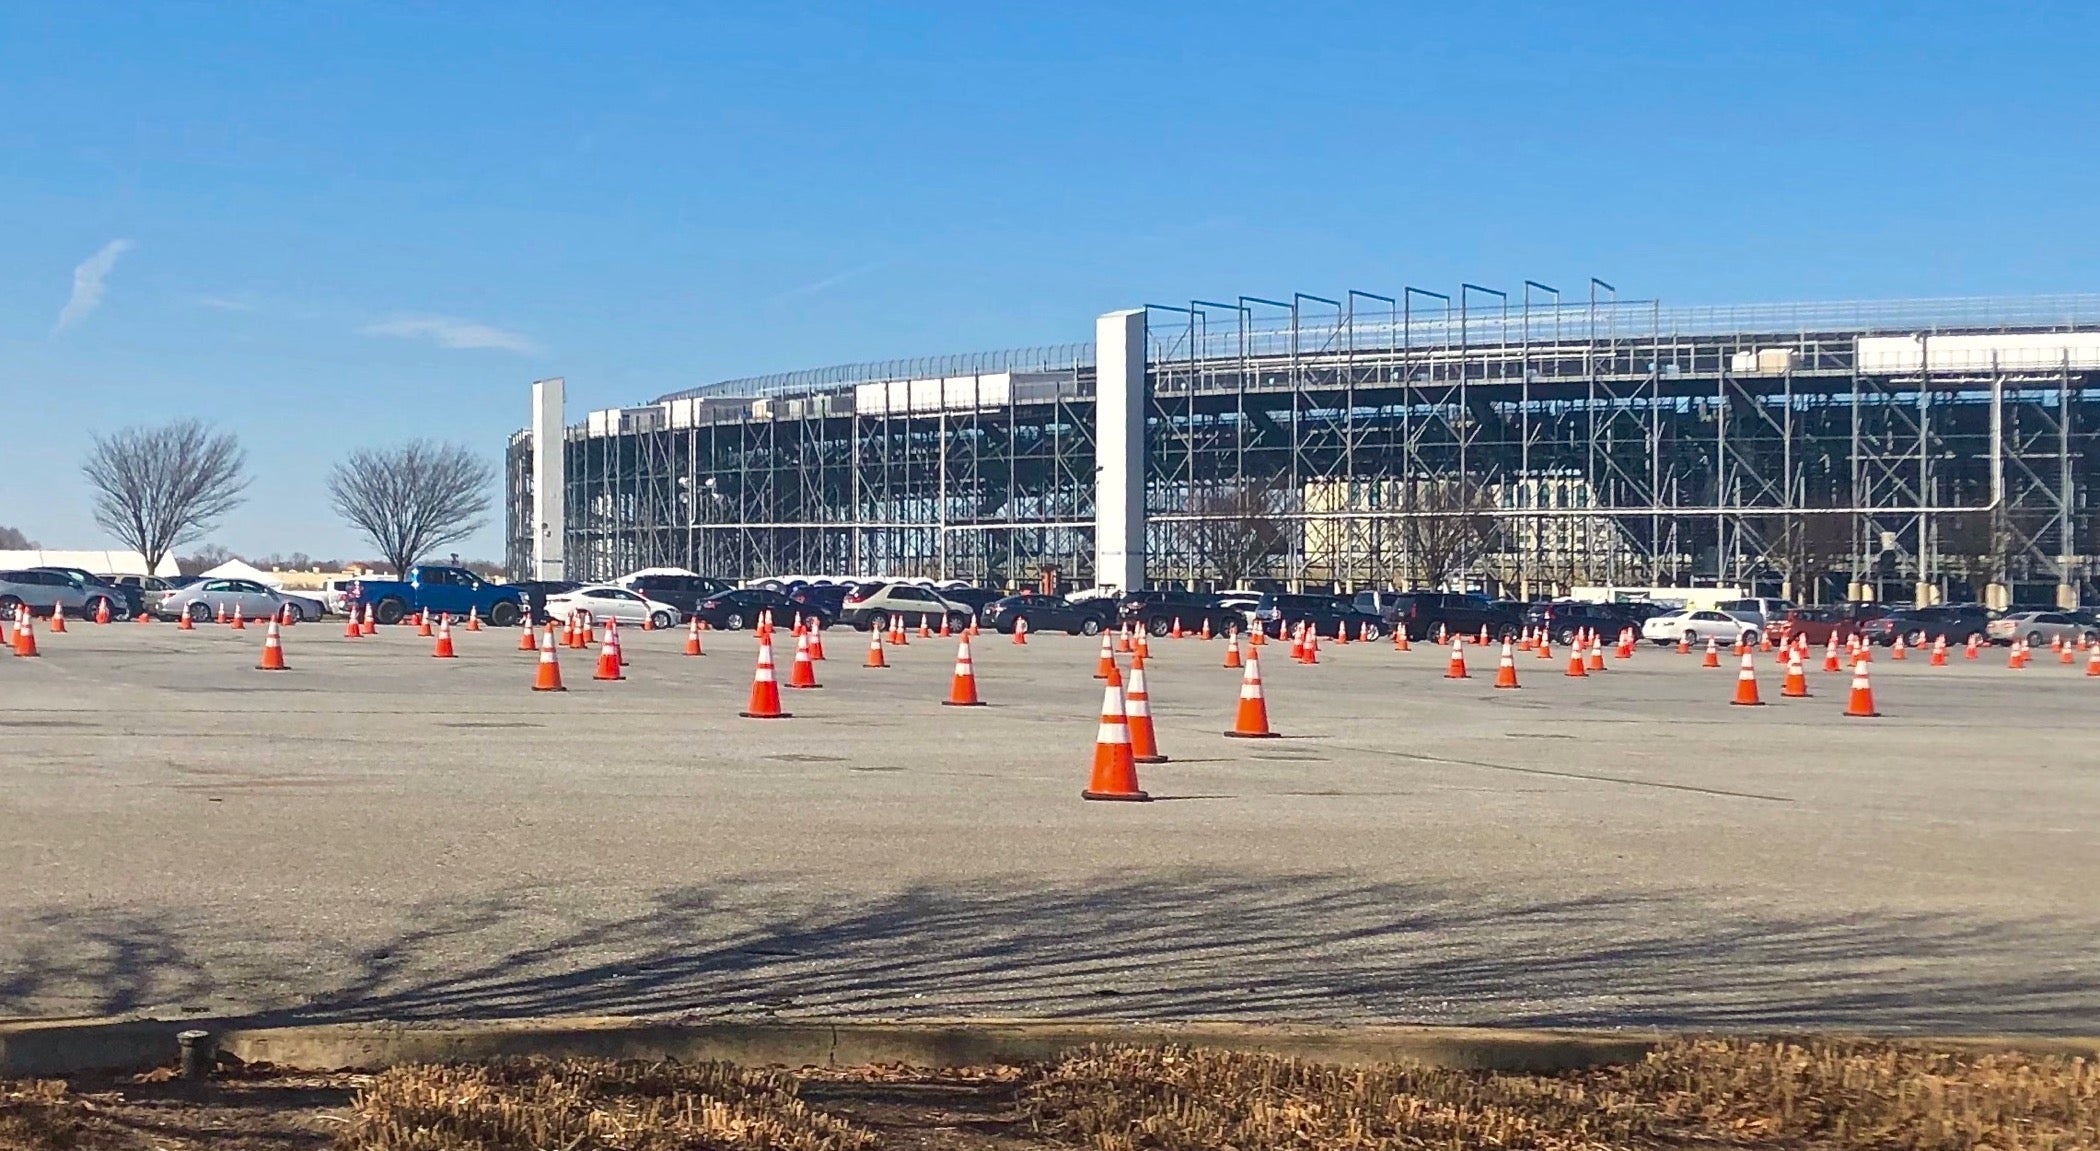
[1565,634,1587,678]
[518,621,538,650]
[685,618,704,656]
[1731,649,1764,706]
[1702,637,1720,668]
[13,611,37,658]
[134,607,150,625]
[889,616,907,645]
[2062,639,2078,666]
[416,611,433,638]
[257,619,288,670]
[279,603,296,627]
[1964,634,1980,660]
[1126,660,1165,761]
[2009,639,2026,669]
[1844,659,1880,717]
[1094,632,1117,679]
[2086,645,2100,677]
[1082,682,1150,800]
[808,626,826,661]
[1223,648,1278,738]
[1930,635,1947,666]
[360,605,377,636]
[640,612,656,632]
[942,636,984,705]
[593,626,624,681]
[1823,636,1841,672]
[1616,629,1635,659]
[1222,631,1242,669]
[938,615,951,639]
[786,630,821,688]
[94,599,111,625]
[228,606,244,631]
[1891,635,1907,661]
[1169,617,1184,639]
[1135,631,1151,661]
[1012,616,1029,644]
[433,616,457,658]
[1301,629,1320,664]
[1289,625,1306,662]
[179,610,196,631]
[916,618,931,640]
[215,603,229,626]
[1781,648,1810,697]
[1117,624,1134,654]
[1331,620,1347,646]
[1394,627,1410,652]
[741,636,792,718]
[864,626,888,667]
[1586,632,1607,672]
[1493,639,1519,688]
[531,627,566,692]
[1250,620,1266,646]
[466,606,482,631]
[43,603,67,633]
[1676,634,1691,655]
[1445,637,1469,679]
[1536,631,1552,660]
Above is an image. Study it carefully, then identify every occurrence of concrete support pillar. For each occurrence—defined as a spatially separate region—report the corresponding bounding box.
[1094,310,1147,593]
[531,377,567,581]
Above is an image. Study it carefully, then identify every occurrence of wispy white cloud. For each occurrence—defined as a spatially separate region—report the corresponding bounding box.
[361,314,541,354]
[774,260,888,301]
[54,239,135,333]
[191,293,260,313]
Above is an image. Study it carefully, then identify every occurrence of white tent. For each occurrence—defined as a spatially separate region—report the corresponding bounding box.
[198,558,285,589]
[0,549,182,578]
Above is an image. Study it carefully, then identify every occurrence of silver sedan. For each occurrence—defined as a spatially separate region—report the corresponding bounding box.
[1640,608,1761,647]
[154,578,325,623]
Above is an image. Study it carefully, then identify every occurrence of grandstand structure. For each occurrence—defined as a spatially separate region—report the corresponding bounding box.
[506,289,2100,606]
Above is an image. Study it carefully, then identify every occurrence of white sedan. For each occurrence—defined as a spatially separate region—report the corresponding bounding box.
[1641,608,1762,647]
[544,584,684,630]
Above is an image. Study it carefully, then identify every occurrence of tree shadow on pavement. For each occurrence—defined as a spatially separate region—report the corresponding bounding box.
[4,871,2096,1034]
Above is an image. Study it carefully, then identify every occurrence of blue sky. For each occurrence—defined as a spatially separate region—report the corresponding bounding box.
[4,2,2098,562]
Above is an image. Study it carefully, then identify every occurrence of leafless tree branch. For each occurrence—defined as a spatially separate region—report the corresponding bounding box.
[328,440,494,575]
[80,421,249,574]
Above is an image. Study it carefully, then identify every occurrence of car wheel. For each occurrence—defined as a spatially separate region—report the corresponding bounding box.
[1079,616,1101,636]
[1683,629,1700,646]
[1147,616,1172,637]
[1360,621,1384,641]
[1558,626,1579,645]
[2027,630,2045,647]
[84,594,116,620]
[0,595,20,616]
[866,610,889,633]
[187,601,214,623]
[488,601,521,627]
[1496,624,1519,642]
[1743,629,1760,646]
[374,598,408,626]
[650,610,675,630]
[723,611,746,631]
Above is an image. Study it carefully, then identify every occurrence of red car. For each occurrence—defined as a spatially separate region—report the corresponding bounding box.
[1773,608,1865,646]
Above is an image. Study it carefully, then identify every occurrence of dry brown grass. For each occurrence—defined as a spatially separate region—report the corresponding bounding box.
[1020,1038,2100,1150]
[334,1058,877,1151]
[0,1080,88,1151]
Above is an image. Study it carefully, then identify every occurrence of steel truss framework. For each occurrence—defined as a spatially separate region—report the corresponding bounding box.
[508,294,2100,603]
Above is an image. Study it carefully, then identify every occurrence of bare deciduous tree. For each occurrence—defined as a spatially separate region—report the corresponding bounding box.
[0,525,34,550]
[81,421,249,575]
[1394,479,1500,590]
[328,441,494,575]
[1191,480,1290,587]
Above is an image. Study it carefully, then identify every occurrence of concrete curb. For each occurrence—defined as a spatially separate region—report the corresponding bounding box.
[7,1015,2098,1078]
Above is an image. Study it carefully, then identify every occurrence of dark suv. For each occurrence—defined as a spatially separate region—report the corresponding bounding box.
[625,574,733,615]
[1857,605,1990,646]
[1522,600,1644,644]
[1119,590,1247,637]
[1250,593,1385,640]
[1382,592,1521,641]
[28,566,137,619]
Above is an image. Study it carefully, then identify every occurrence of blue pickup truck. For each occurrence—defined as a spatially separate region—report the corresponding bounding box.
[346,566,527,626]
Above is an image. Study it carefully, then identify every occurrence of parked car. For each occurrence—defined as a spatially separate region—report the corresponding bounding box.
[543,584,684,630]
[152,578,325,623]
[625,573,735,614]
[1119,590,1247,637]
[1640,608,1762,647]
[837,581,973,631]
[347,565,527,627]
[1250,592,1386,640]
[107,574,177,595]
[1711,597,1796,627]
[0,569,97,618]
[1771,608,1865,646]
[979,592,1107,635]
[693,587,833,631]
[1986,610,2100,648]
[1376,592,1522,641]
[1522,600,1646,644]
[1858,606,1990,647]
[938,586,1007,618]
[314,576,365,616]
[26,566,138,619]
[788,583,854,620]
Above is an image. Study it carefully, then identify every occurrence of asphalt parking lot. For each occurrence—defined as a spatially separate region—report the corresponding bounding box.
[3,620,2097,1034]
